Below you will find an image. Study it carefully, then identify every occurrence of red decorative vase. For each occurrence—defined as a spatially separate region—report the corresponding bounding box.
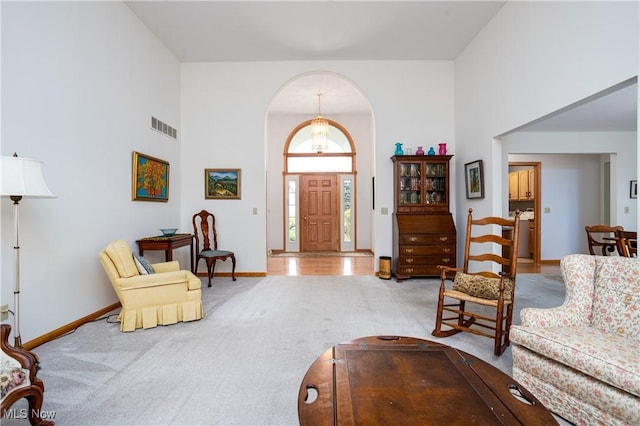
[438,143,447,155]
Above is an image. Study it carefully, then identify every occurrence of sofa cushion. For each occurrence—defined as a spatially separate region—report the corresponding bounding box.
[105,240,139,278]
[510,325,640,398]
[591,256,640,340]
[452,272,513,301]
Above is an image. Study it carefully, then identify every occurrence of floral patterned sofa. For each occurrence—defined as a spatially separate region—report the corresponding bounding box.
[510,254,639,426]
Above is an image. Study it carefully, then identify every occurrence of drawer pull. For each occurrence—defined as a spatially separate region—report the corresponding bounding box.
[442,258,451,263]
[405,248,414,253]
[410,236,418,242]
[439,236,448,242]
[442,248,451,253]
[406,258,414,264]
[405,268,414,273]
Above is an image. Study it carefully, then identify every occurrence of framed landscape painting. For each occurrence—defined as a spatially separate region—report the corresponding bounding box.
[464,159,484,199]
[205,169,241,199]
[132,151,169,202]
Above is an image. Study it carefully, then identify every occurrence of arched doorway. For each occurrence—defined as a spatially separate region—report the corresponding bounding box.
[266,71,374,256]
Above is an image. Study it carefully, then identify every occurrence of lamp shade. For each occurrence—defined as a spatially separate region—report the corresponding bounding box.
[1,155,56,198]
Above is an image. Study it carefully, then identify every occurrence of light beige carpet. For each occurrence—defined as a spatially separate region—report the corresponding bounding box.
[3,273,567,425]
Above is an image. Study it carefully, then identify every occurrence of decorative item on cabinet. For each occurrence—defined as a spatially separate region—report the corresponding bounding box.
[416,146,424,155]
[394,142,404,156]
[438,143,447,155]
[427,147,435,155]
[391,155,456,281]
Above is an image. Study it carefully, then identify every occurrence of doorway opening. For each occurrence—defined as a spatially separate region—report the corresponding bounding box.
[508,162,541,265]
[266,71,375,274]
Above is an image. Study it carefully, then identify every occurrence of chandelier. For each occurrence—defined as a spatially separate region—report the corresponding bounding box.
[310,92,329,153]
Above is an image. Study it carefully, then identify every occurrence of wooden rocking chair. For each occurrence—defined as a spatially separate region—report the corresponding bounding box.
[432,209,521,356]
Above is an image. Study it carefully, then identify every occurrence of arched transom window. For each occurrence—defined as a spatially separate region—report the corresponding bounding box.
[284,120,355,173]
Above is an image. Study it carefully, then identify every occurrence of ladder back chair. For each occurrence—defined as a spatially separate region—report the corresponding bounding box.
[192,210,236,287]
[615,229,637,257]
[432,209,521,356]
[585,224,624,256]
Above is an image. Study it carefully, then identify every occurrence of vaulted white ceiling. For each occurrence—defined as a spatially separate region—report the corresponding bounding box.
[126,1,637,131]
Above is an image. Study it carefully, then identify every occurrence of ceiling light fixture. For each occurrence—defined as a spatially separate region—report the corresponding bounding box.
[310,92,329,153]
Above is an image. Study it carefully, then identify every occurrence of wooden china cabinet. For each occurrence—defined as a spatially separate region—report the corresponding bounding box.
[391,155,456,281]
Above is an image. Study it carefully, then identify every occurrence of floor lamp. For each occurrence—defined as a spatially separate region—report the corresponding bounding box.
[1,153,56,348]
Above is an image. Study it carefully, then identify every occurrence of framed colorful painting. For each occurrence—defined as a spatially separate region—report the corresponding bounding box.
[132,151,169,202]
[464,159,484,199]
[205,169,241,199]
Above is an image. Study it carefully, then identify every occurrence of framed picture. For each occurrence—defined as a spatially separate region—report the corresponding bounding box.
[464,160,484,199]
[631,180,637,199]
[132,151,169,202]
[205,169,241,199]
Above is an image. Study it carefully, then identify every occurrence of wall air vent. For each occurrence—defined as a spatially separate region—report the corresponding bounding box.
[151,116,178,139]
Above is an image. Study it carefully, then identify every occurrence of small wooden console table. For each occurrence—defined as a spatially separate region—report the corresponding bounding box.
[136,233,194,272]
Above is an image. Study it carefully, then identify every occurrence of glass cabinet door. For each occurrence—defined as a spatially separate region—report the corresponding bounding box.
[399,161,422,206]
[393,155,450,212]
[424,162,446,206]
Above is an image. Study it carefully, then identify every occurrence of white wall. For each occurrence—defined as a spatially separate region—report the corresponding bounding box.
[1,2,182,342]
[455,1,639,262]
[180,61,455,271]
[3,1,638,343]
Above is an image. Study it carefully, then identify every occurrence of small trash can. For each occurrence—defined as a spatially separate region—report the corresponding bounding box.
[379,256,392,280]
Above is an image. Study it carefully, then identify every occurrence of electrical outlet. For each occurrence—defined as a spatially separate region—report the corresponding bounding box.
[1,304,8,321]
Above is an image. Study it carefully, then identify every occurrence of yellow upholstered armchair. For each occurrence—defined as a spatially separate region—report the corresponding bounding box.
[98,240,203,332]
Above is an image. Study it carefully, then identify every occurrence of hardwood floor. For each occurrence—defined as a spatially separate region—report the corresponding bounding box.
[268,255,375,276]
[517,261,561,274]
[267,255,560,276]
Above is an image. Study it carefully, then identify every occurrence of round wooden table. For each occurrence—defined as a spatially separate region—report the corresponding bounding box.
[298,336,556,425]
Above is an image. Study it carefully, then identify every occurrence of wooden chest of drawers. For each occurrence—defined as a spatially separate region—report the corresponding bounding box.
[394,214,456,281]
[391,155,456,281]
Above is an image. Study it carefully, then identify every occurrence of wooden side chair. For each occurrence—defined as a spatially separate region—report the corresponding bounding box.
[615,229,637,257]
[1,324,54,425]
[432,209,521,356]
[585,224,624,256]
[192,210,236,287]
